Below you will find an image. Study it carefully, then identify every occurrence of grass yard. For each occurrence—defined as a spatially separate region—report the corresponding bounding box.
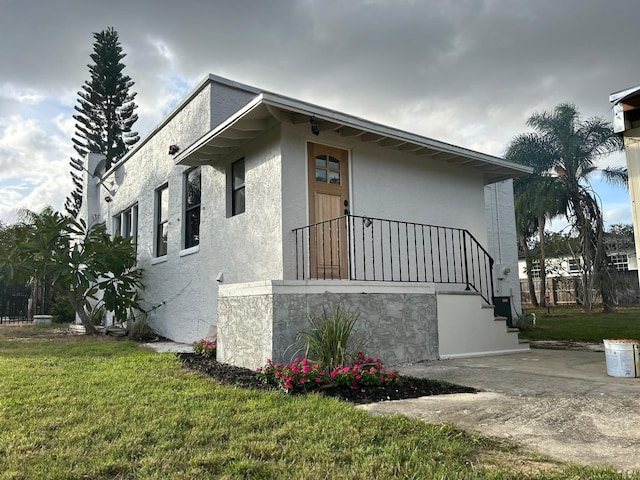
[519,305,640,343]
[0,326,631,479]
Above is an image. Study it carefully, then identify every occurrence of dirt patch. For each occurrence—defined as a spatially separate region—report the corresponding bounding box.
[177,353,477,404]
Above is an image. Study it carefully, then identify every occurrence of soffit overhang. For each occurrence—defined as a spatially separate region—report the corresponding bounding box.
[174,93,532,185]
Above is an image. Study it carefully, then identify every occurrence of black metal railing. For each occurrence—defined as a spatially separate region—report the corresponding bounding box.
[293,214,495,305]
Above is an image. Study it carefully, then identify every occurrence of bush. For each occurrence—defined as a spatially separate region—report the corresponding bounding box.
[49,293,76,324]
[256,352,400,394]
[193,339,216,359]
[297,305,365,372]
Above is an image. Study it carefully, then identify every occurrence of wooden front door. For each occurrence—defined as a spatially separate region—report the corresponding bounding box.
[308,143,350,279]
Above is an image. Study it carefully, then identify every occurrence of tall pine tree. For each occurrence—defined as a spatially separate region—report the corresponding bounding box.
[65,27,139,217]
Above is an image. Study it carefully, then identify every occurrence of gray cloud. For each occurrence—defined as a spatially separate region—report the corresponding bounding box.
[1,0,639,223]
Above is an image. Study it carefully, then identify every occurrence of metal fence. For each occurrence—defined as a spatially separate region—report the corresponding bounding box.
[293,214,495,304]
[0,281,29,324]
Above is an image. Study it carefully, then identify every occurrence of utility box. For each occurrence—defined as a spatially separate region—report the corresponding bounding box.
[493,296,514,328]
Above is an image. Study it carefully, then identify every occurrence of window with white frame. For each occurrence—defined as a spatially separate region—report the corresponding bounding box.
[184,167,201,249]
[608,253,629,271]
[113,204,138,238]
[530,260,541,278]
[155,184,169,257]
[568,258,581,274]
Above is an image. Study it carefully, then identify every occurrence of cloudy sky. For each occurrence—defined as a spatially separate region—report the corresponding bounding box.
[1,0,638,229]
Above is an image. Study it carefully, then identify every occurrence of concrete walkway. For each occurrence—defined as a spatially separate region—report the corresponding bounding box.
[360,349,640,472]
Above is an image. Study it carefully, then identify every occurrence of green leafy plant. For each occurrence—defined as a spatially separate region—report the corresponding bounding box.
[297,305,365,372]
[193,339,216,359]
[0,209,144,334]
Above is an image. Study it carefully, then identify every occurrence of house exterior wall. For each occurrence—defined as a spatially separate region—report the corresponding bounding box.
[623,128,640,288]
[217,280,438,370]
[279,122,489,280]
[80,81,281,343]
[92,85,215,342]
[78,75,524,353]
[484,180,522,317]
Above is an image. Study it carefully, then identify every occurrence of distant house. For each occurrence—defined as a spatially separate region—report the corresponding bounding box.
[518,250,639,306]
[78,74,531,369]
[611,85,640,291]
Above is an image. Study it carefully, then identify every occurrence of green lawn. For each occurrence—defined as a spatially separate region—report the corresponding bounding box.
[0,327,632,479]
[519,306,640,343]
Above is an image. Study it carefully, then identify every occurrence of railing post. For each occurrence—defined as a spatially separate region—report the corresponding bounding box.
[462,231,470,291]
[488,256,495,304]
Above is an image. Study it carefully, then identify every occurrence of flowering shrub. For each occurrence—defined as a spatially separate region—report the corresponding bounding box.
[256,352,400,394]
[256,358,325,392]
[193,339,216,359]
[329,352,400,389]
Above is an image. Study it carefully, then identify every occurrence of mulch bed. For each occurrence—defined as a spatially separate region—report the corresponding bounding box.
[177,353,477,405]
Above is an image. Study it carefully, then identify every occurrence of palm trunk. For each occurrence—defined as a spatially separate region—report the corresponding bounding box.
[538,215,548,308]
[519,236,539,307]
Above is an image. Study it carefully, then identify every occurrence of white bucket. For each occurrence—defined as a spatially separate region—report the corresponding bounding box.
[603,339,640,378]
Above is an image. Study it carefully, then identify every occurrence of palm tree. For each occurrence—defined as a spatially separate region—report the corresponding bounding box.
[508,138,567,308]
[507,103,624,312]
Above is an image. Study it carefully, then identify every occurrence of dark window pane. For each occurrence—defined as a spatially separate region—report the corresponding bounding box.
[185,209,200,248]
[232,160,245,189]
[316,168,327,182]
[328,157,340,170]
[157,222,168,257]
[233,187,245,215]
[329,171,340,184]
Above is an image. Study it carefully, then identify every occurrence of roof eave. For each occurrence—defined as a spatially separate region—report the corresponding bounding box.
[175,93,532,183]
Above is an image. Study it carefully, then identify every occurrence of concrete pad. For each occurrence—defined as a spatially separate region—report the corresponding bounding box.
[360,349,640,472]
[142,341,193,353]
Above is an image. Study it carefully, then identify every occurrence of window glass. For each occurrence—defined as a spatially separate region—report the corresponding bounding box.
[113,204,138,251]
[316,169,327,182]
[329,171,340,184]
[156,185,168,256]
[315,155,327,167]
[185,168,201,248]
[328,157,340,170]
[231,159,245,216]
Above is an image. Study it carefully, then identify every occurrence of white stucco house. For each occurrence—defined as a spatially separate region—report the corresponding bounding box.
[79,74,531,369]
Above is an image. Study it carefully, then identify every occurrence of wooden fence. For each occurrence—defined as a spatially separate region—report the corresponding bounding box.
[520,271,640,306]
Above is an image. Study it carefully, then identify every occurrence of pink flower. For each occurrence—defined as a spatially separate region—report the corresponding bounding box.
[300,378,307,384]
[302,365,311,374]
[315,377,322,383]
[275,371,281,378]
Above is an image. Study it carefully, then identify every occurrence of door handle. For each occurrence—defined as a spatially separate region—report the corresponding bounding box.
[344,209,350,215]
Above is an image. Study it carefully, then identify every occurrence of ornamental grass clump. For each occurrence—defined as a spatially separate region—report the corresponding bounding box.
[297,305,365,372]
[192,339,216,358]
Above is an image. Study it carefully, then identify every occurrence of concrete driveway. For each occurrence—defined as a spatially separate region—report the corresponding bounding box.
[359,349,640,472]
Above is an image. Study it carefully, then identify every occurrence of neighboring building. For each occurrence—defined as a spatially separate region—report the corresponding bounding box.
[79,74,530,368]
[518,251,639,305]
[610,86,640,288]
